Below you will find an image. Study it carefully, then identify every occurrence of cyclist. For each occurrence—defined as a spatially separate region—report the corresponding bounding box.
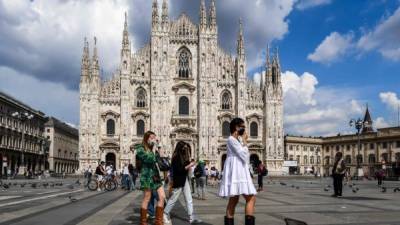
[95,161,106,191]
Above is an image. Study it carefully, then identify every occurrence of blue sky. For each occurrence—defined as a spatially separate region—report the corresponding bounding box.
[0,0,399,136]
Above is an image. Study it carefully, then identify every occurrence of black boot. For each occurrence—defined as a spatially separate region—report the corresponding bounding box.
[245,215,255,225]
[224,216,234,225]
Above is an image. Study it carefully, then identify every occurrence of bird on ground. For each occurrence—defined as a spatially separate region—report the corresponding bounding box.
[382,187,387,193]
[20,183,25,188]
[393,188,400,192]
[3,184,9,189]
[324,188,330,192]
[296,186,300,189]
[352,189,357,193]
[75,179,81,185]
[68,195,78,202]
[50,183,55,188]
[67,184,74,190]
[291,185,295,188]
[31,183,37,188]
[42,183,49,188]
[280,182,287,186]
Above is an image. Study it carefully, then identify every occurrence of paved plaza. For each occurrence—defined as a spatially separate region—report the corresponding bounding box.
[0,178,400,225]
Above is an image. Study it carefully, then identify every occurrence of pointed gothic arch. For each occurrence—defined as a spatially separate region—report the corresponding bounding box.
[177,47,192,78]
[136,87,146,108]
[221,90,232,110]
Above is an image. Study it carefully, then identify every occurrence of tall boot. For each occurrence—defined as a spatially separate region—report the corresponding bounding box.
[154,206,164,225]
[245,215,255,225]
[140,208,148,225]
[224,216,234,225]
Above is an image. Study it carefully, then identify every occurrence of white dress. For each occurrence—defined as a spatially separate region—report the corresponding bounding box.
[219,136,257,197]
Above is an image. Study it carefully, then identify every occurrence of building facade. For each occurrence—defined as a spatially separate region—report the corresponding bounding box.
[0,91,47,177]
[45,117,79,173]
[285,107,400,177]
[79,0,284,174]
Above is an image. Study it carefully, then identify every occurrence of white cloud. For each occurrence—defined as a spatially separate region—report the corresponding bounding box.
[357,7,400,61]
[375,117,390,129]
[0,66,79,125]
[308,32,354,64]
[296,0,332,10]
[281,70,363,136]
[379,92,400,111]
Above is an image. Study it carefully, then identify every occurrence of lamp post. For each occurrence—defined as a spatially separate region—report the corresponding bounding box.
[11,111,34,176]
[349,118,366,179]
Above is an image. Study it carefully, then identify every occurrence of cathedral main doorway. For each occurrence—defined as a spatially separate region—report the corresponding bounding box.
[105,153,116,169]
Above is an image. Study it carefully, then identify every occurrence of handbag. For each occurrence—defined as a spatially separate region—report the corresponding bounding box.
[156,152,171,172]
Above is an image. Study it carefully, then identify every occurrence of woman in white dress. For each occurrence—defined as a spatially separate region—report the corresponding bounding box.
[219,117,256,225]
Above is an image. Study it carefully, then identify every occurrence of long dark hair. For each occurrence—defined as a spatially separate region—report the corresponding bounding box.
[142,131,155,151]
[172,141,191,165]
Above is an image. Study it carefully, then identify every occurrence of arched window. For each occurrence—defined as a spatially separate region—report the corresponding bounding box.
[381,153,389,162]
[304,155,308,164]
[325,156,330,165]
[106,119,115,136]
[345,155,351,164]
[136,120,145,136]
[250,122,258,137]
[222,121,230,137]
[221,91,232,110]
[179,96,189,115]
[178,48,191,78]
[310,156,315,164]
[136,88,146,108]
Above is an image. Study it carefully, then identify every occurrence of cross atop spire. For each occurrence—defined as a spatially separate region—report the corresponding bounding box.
[362,103,374,133]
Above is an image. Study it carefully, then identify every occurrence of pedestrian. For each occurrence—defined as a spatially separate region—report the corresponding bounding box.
[375,166,385,186]
[332,152,346,197]
[85,165,93,187]
[128,163,136,190]
[257,162,267,192]
[122,163,130,190]
[135,131,165,225]
[163,141,202,224]
[194,160,207,200]
[219,117,256,225]
[205,167,209,186]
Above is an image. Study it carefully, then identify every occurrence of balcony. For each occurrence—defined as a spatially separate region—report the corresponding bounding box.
[171,114,196,127]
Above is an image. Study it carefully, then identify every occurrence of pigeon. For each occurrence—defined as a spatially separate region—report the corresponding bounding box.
[75,179,81,185]
[382,187,387,193]
[280,182,287,186]
[291,185,295,188]
[296,186,300,189]
[20,183,26,188]
[394,188,400,192]
[349,184,353,188]
[356,187,360,191]
[3,184,9,189]
[327,185,331,188]
[352,189,357,193]
[31,183,37,188]
[324,188,330,192]
[13,182,18,186]
[42,183,49,188]
[50,183,55,188]
[68,195,78,202]
[67,184,74,190]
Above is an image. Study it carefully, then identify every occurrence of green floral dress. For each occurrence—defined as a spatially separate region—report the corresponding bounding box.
[135,144,162,191]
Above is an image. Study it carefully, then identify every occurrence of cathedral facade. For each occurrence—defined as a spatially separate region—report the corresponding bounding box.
[79,0,284,175]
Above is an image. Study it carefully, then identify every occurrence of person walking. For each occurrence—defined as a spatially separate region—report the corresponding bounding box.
[219,117,256,225]
[332,152,346,197]
[122,163,131,190]
[135,131,166,225]
[85,165,93,187]
[128,163,136,190]
[189,159,196,194]
[194,160,207,200]
[376,166,385,186]
[163,141,202,224]
[257,162,267,192]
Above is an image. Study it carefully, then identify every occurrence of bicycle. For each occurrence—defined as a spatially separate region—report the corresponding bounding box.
[87,175,118,191]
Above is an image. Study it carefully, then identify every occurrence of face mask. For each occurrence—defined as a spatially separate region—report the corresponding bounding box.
[148,139,157,147]
[238,127,245,136]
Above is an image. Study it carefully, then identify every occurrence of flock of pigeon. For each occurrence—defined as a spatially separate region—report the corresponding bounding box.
[266,180,400,194]
[0,179,82,191]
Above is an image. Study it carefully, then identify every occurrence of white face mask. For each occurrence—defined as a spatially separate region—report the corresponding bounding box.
[148,139,157,147]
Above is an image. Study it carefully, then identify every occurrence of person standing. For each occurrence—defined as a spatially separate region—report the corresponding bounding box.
[332,152,346,197]
[219,118,256,225]
[128,163,136,190]
[122,163,130,190]
[163,141,202,224]
[85,165,93,187]
[135,131,165,225]
[95,161,106,191]
[189,159,196,194]
[375,166,385,186]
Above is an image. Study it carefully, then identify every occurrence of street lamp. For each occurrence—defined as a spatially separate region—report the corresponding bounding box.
[11,111,34,176]
[349,118,366,179]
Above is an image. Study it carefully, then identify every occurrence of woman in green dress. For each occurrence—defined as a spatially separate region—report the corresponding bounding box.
[136,131,165,225]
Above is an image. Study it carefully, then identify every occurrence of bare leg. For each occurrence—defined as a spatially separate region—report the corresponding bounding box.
[156,186,165,207]
[141,189,152,209]
[226,196,239,218]
[243,194,256,216]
